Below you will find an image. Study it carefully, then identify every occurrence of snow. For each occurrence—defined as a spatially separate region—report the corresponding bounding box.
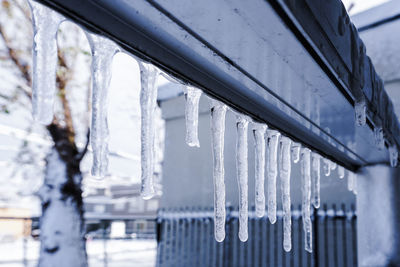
[279,136,291,252]
[210,99,228,242]
[28,0,65,124]
[266,129,280,224]
[301,148,312,253]
[184,86,202,147]
[139,62,159,200]
[235,114,249,242]
[355,99,366,127]
[252,123,267,218]
[0,238,156,267]
[86,32,119,178]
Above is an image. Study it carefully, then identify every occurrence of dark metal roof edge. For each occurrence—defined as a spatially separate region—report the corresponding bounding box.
[272,0,400,164]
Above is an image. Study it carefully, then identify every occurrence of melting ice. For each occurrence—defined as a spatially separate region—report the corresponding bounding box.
[291,142,301,163]
[267,129,280,224]
[301,148,312,253]
[86,33,119,178]
[139,61,159,199]
[236,114,249,242]
[252,123,267,217]
[280,136,292,252]
[184,86,202,147]
[28,0,65,124]
[311,153,320,209]
[210,99,228,242]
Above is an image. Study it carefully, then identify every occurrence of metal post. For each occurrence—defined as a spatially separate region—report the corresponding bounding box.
[357,165,400,266]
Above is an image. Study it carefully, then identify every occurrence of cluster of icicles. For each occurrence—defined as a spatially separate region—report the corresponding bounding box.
[28,0,397,254]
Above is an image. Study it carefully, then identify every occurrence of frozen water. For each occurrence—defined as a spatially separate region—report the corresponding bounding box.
[389,144,398,167]
[311,152,320,209]
[184,86,202,147]
[355,99,366,126]
[280,136,292,252]
[301,148,312,253]
[28,0,65,124]
[86,32,119,178]
[322,158,331,176]
[352,173,358,195]
[347,170,354,191]
[139,61,159,199]
[210,99,228,242]
[374,126,385,150]
[252,123,267,217]
[291,142,301,163]
[338,166,345,179]
[266,129,280,224]
[236,114,249,242]
[330,160,337,170]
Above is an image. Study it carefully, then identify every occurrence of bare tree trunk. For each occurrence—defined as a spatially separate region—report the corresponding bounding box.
[37,125,88,267]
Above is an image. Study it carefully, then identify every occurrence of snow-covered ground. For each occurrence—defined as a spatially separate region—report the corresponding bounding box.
[0,238,157,267]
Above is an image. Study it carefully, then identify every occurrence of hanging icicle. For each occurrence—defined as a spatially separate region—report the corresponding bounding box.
[252,123,267,218]
[347,170,354,192]
[301,148,312,253]
[236,114,249,242]
[28,0,65,124]
[322,157,331,176]
[267,129,280,224]
[352,174,358,195]
[291,142,301,163]
[184,86,202,147]
[280,136,292,252]
[86,33,119,178]
[210,99,228,242]
[330,160,337,171]
[338,166,345,179]
[389,144,398,167]
[311,152,320,209]
[139,61,160,199]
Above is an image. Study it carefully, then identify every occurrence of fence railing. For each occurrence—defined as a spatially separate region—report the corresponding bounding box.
[156,204,357,267]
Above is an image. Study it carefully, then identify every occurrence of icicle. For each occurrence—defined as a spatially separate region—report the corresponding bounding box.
[311,153,320,209]
[252,123,267,217]
[139,61,160,199]
[28,0,65,124]
[352,174,358,195]
[347,170,354,191]
[389,144,398,167]
[267,129,280,224]
[236,114,249,242]
[280,136,292,252]
[86,33,119,178]
[355,99,366,126]
[338,166,345,179]
[330,161,337,170]
[291,142,301,163]
[374,127,385,150]
[322,158,331,176]
[301,148,312,253]
[184,86,202,147]
[210,99,228,242]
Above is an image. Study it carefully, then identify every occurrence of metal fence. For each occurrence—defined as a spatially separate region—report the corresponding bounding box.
[156,204,357,267]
